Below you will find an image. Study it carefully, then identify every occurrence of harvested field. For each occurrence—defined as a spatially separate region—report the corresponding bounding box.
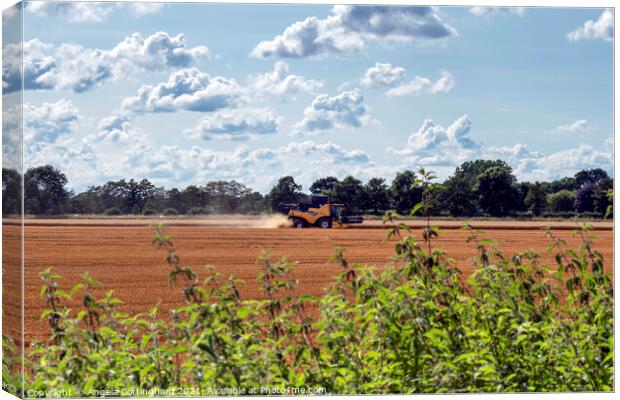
[9,218,614,343]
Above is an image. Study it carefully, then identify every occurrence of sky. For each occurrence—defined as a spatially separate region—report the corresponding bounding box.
[1,2,615,193]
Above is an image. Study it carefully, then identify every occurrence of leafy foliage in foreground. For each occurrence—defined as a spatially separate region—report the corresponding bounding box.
[3,218,611,396]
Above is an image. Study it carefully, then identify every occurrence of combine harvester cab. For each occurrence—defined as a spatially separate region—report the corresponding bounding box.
[286,195,364,228]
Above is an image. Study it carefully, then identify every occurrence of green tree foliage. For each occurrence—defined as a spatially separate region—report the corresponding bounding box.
[309,176,339,195]
[333,176,366,213]
[364,177,390,214]
[203,180,256,214]
[2,164,613,218]
[181,185,207,210]
[437,175,477,217]
[165,188,186,214]
[2,167,21,215]
[389,170,422,215]
[266,176,304,211]
[575,184,596,213]
[514,182,531,212]
[238,191,269,214]
[475,165,519,217]
[547,190,576,213]
[544,176,577,193]
[592,178,614,215]
[24,165,71,215]
[575,168,609,187]
[524,182,547,216]
[438,160,510,217]
[94,178,156,214]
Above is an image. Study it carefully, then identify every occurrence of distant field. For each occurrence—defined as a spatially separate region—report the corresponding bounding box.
[3,218,612,343]
[8,215,614,230]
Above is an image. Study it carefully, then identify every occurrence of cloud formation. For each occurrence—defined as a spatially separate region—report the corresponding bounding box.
[469,7,525,17]
[26,1,112,22]
[92,113,142,143]
[2,104,22,169]
[294,90,371,134]
[386,70,455,96]
[127,3,165,16]
[248,61,323,99]
[360,63,406,88]
[111,140,374,193]
[557,119,588,133]
[568,9,614,42]
[3,32,210,93]
[97,68,246,143]
[121,68,243,113]
[251,6,456,59]
[185,108,283,141]
[389,115,612,183]
[25,138,100,189]
[24,100,80,143]
[26,2,163,22]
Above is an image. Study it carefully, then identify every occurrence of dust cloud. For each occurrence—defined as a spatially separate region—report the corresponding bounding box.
[253,214,291,229]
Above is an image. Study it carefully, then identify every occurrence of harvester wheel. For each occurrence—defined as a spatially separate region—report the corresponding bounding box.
[291,218,306,228]
[317,218,332,229]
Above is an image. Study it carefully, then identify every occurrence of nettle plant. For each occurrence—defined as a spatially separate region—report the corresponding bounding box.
[3,169,614,396]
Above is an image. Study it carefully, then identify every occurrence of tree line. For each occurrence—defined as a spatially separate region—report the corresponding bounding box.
[1,160,613,218]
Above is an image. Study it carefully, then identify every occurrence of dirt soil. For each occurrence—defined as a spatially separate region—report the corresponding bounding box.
[2,218,613,343]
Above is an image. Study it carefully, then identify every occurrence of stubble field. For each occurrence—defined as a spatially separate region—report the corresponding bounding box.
[2,217,613,344]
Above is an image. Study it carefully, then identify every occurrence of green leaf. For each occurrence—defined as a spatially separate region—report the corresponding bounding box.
[410,203,424,216]
[141,334,152,351]
[236,307,253,319]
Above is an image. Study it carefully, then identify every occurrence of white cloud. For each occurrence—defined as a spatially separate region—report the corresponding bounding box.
[26,1,112,22]
[91,113,143,143]
[526,145,613,182]
[360,62,406,88]
[250,14,362,59]
[568,9,614,42]
[2,104,22,170]
[3,32,210,93]
[126,3,164,15]
[25,138,100,189]
[98,68,246,142]
[185,108,283,141]
[431,70,456,93]
[23,100,80,143]
[388,115,612,182]
[469,7,525,17]
[335,6,457,40]
[26,2,164,22]
[392,115,477,166]
[557,119,588,133]
[251,5,456,59]
[294,90,371,134]
[121,68,243,113]
[386,70,455,96]
[247,61,323,99]
[107,139,374,193]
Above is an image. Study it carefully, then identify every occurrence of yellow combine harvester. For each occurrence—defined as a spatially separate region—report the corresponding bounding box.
[285,195,363,228]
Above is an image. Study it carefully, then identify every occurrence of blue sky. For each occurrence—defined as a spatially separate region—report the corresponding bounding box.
[3,2,614,193]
